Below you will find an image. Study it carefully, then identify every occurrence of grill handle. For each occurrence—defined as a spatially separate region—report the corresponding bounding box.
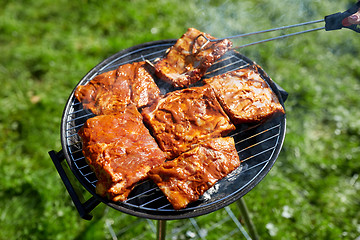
[274,82,288,103]
[49,150,100,220]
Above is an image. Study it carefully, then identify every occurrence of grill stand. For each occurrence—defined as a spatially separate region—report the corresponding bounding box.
[155,202,257,240]
[236,198,260,240]
[157,220,167,240]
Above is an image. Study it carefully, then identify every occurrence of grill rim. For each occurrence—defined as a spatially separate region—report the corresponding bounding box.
[60,39,286,220]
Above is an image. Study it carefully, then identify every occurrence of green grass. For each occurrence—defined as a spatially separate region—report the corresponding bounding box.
[1,0,360,239]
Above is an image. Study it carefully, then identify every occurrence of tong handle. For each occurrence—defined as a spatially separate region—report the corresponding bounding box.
[49,150,100,220]
[325,1,360,32]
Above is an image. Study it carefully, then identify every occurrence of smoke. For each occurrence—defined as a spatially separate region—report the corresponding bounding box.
[191,0,324,41]
[193,0,258,38]
[188,0,326,62]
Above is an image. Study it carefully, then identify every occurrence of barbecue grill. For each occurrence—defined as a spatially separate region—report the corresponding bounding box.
[49,39,287,219]
[49,2,359,239]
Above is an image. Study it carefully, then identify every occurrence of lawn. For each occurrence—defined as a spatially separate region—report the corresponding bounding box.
[1,0,359,239]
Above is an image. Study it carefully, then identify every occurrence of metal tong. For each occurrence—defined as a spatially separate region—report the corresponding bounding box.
[193,1,360,52]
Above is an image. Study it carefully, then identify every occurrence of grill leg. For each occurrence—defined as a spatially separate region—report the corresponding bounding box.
[156,220,167,240]
[236,198,259,240]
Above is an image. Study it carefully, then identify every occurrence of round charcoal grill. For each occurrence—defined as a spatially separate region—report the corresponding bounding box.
[49,39,287,221]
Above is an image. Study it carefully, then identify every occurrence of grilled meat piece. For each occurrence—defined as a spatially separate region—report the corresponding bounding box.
[148,137,240,210]
[154,28,232,88]
[130,62,161,108]
[78,105,167,202]
[75,69,130,115]
[204,65,285,124]
[75,61,160,115]
[142,85,235,159]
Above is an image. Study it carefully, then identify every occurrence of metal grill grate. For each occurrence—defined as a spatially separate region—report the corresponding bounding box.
[60,39,286,219]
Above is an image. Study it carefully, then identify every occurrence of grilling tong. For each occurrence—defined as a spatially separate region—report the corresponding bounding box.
[193,1,360,52]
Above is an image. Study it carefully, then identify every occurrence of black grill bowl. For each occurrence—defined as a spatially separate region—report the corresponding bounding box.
[54,39,286,220]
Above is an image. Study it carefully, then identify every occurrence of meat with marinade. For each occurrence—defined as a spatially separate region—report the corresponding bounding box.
[142,85,235,159]
[75,68,130,115]
[129,62,161,108]
[148,137,240,210]
[78,105,167,201]
[154,28,232,88]
[75,61,160,115]
[204,65,285,124]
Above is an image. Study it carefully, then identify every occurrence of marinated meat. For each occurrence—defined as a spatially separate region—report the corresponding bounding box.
[148,137,240,210]
[142,85,235,159]
[154,28,232,88]
[130,62,161,108]
[75,61,160,115]
[78,105,167,201]
[75,68,130,115]
[204,65,285,124]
